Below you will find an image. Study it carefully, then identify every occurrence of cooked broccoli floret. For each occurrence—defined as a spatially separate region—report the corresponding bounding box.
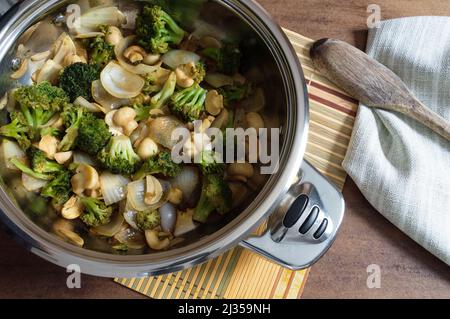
[135,210,160,230]
[194,173,232,223]
[9,157,54,181]
[28,147,64,175]
[80,197,113,227]
[13,82,70,139]
[0,116,31,150]
[150,72,177,109]
[136,5,186,54]
[40,170,72,206]
[142,68,172,96]
[88,36,115,69]
[218,83,251,106]
[40,126,62,138]
[133,103,152,122]
[177,62,206,84]
[59,107,84,152]
[59,63,99,102]
[98,135,141,175]
[133,151,182,180]
[202,44,242,75]
[76,112,111,155]
[169,84,206,122]
[198,151,224,175]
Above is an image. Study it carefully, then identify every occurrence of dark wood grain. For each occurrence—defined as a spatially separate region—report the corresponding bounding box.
[1,0,450,299]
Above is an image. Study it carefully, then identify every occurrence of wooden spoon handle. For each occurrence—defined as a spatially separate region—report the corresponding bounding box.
[310,38,450,142]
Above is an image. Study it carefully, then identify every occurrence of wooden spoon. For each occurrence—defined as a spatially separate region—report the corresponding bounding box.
[310,38,450,142]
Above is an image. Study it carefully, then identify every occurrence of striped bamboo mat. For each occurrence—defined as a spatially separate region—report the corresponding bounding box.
[114,29,358,299]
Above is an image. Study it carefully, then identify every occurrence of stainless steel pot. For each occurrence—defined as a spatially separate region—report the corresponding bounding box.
[0,0,344,278]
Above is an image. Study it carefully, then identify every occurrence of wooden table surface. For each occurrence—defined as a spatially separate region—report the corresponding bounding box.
[1,0,450,299]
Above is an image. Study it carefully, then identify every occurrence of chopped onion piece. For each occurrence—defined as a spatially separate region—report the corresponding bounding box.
[100,172,130,206]
[92,211,125,237]
[114,226,146,249]
[171,166,200,202]
[159,203,177,233]
[127,179,167,212]
[92,80,130,112]
[162,50,201,70]
[72,6,126,34]
[100,61,145,99]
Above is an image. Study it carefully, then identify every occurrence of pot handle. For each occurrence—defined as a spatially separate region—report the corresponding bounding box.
[239,160,345,270]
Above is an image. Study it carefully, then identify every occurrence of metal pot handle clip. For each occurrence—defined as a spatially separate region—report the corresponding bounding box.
[240,160,345,270]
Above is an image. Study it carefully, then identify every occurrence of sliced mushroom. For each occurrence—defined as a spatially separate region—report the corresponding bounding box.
[53,34,76,65]
[227,162,254,183]
[31,50,51,61]
[108,107,139,136]
[145,228,170,250]
[10,59,29,80]
[71,164,99,195]
[123,45,147,64]
[167,187,183,205]
[105,26,123,46]
[53,219,84,247]
[104,110,124,136]
[54,151,73,165]
[205,90,224,116]
[38,135,59,159]
[63,54,86,67]
[137,137,159,160]
[61,196,83,220]
[143,53,161,66]
[36,59,62,84]
[175,64,195,88]
[113,107,136,126]
[144,175,163,206]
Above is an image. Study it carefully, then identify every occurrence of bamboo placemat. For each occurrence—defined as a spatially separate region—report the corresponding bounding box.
[114,29,358,299]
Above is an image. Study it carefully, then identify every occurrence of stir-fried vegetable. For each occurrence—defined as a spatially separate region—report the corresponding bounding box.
[136,5,186,54]
[134,151,182,180]
[194,174,232,223]
[40,170,72,206]
[59,63,99,102]
[88,35,115,69]
[98,135,141,175]
[80,197,113,227]
[135,210,161,231]
[76,112,111,155]
[202,44,242,75]
[170,84,206,122]
[0,1,267,254]
[3,82,70,141]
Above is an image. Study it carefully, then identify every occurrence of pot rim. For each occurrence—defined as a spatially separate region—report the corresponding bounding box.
[0,0,309,277]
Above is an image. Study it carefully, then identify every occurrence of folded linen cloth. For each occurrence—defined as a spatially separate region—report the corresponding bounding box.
[342,16,450,265]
